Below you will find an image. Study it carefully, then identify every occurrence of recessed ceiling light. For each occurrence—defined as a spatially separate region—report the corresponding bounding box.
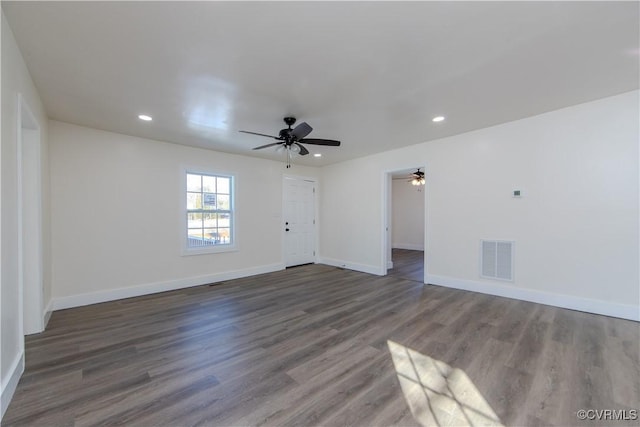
[313,153,322,158]
[138,114,153,121]
[432,116,445,122]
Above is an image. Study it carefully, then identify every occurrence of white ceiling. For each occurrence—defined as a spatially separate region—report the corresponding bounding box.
[3,1,638,166]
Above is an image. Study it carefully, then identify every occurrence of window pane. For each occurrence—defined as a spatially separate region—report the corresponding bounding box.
[203,193,216,210]
[217,194,230,210]
[218,228,231,244]
[189,228,217,248]
[188,228,202,242]
[218,213,230,228]
[187,212,203,229]
[203,212,217,228]
[203,175,216,193]
[217,177,230,194]
[187,193,202,210]
[204,228,218,242]
[187,174,201,192]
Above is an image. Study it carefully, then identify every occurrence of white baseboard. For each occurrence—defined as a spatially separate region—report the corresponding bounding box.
[319,257,385,276]
[426,274,640,322]
[52,263,286,311]
[387,261,394,269]
[392,243,425,251]
[1,351,24,421]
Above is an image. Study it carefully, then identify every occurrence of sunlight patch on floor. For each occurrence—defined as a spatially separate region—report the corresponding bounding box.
[388,340,503,427]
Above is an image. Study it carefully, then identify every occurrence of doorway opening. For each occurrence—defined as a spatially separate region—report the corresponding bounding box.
[384,167,426,282]
[18,95,44,335]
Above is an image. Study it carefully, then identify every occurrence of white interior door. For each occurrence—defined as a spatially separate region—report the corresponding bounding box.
[283,177,316,267]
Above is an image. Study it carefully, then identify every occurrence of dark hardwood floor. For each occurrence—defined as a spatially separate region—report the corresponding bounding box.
[3,264,639,426]
[388,249,424,282]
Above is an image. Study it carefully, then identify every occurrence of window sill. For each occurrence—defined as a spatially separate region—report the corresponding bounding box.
[181,245,238,256]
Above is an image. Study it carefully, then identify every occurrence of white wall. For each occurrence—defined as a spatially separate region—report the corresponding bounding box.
[49,121,320,307]
[320,91,639,320]
[1,11,50,418]
[392,179,425,250]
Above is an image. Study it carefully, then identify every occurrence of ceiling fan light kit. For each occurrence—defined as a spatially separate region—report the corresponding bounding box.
[410,169,425,186]
[240,117,341,168]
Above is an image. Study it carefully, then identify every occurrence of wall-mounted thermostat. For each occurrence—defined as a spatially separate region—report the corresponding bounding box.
[513,190,522,198]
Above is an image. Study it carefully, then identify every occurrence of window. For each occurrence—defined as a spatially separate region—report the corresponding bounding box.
[185,171,234,253]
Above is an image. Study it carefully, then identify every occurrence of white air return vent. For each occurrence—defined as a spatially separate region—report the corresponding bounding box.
[481,240,514,281]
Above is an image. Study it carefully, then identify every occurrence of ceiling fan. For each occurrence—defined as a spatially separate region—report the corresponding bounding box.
[393,168,426,185]
[239,117,341,168]
[409,168,425,185]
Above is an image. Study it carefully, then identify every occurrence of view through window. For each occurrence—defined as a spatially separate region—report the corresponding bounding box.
[186,172,233,249]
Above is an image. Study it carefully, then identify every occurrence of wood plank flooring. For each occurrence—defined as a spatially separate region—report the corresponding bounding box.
[3,264,639,426]
[388,249,424,282]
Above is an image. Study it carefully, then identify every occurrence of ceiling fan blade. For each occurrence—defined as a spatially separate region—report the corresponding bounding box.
[252,142,283,150]
[239,130,280,139]
[290,122,313,140]
[298,138,341,146]
[294,142,309,156]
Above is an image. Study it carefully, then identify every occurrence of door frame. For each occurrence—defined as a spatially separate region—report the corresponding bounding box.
[17,93,45,336]
[382,165,428,283]
[282,174,319,267]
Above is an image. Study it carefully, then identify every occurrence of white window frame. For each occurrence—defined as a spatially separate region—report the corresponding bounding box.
[181,168,237,256]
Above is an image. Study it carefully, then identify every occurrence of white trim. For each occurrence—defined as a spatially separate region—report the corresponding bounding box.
[1,351,25,420]
[16,95,25,348]
[423,172,431,284]
[313,179,320,265]
[319,257,385,276]
[382,165,428,277]
[382,171,391,275]
[392,243,425,251]
[17,93,45,336]
[387,261,394,269]
[43,298,53,329]
[182,245,239,256]
[283,173,318,182]
[426,274,640,322]
[52,263,285,311]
